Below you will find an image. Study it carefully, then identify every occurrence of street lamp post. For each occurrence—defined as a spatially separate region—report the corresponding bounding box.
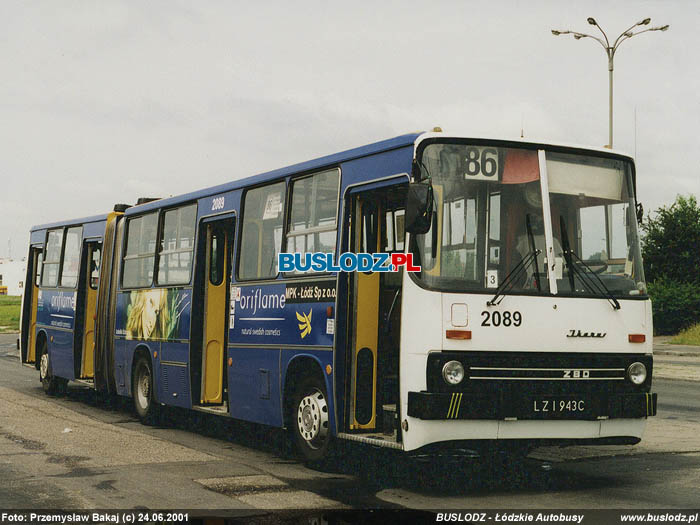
[552,17,669,148]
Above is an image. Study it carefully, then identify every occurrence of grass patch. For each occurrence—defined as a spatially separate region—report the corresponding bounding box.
[671,323,700,346]
[0,295,21,332]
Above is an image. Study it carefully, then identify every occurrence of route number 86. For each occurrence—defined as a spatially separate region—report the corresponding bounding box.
[464,147,499,178]
[481,310,522,327]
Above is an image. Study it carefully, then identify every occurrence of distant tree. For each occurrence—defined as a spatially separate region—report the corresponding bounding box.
[641,195,700,334]
[641,195,700,285]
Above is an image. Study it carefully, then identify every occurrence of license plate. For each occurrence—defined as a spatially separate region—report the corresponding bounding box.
[530,397,589,418]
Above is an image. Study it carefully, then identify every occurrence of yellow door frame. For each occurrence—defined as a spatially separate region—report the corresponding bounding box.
[80,242,100,378]
[26,247,42,364]
[350,196,381,430]
[201,222,229,404]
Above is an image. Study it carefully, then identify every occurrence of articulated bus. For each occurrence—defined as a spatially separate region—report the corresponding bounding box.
[20,132,656,462]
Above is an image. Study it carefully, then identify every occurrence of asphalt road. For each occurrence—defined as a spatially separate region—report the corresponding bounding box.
[1,333,699,518]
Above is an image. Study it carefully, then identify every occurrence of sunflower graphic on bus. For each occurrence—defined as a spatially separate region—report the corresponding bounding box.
[125,288,189,341]
[296,309,312,339]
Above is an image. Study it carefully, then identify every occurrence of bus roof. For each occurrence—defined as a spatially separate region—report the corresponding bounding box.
[414,132,635,160]
[128,131,636,215]
[127,133,423,215]
[30,213,109,233]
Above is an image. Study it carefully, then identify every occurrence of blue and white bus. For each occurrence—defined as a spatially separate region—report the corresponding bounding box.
[21,132,657,462]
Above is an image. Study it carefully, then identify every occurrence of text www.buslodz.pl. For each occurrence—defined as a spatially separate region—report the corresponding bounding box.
[278,252,421,273]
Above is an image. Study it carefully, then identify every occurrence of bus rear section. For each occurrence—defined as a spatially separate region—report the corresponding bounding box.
[400,137,656,453]
[20,214,110,394]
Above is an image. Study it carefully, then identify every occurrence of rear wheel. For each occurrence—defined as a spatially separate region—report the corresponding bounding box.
[290,375,332,463]
[133,356,159,425]
[39,341,66,395]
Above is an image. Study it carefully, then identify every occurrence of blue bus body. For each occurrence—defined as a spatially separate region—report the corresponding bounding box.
[108,134,417,432]
[22,214,108,383]
[23,131,654,459]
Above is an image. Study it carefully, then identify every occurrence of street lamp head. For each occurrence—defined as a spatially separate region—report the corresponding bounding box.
[573,34,584,40]
[640,18,651,25]
[551,30,561,36]
[659,24,670,31]
[587,17,597,26]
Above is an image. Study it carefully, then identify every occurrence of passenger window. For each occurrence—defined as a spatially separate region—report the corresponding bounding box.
[35,249,43,287]
[383,209,406,252]
[60,227,82,288]
[123,212,158,288]
[90,244,102,289]
[286,169,340,272]
[238,182,285,280]
[157,204,197,285]
[209,227,225,286]
[42,230,63,287]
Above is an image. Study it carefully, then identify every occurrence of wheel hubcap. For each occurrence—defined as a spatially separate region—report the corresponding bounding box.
[137,367,150,409]
[297,389,328,449]
[40,353,48,380]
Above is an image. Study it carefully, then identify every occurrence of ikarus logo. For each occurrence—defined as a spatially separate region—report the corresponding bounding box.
[297,310,312,338]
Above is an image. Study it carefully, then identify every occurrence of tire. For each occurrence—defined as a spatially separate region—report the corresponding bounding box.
[132,356,159,425]
[39,341,66,395]
[290,375,332,463]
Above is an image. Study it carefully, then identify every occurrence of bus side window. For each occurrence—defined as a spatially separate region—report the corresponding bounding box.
[209,227,225,286]
[42,230,63,287]
[35,249,43,287]
[123,212,158,288]
[90,245,101,289]
[60,227,82,288]
[158,204,197,286]
[383,209,406,253]
[285,169,340,273]
[238,182,285,280]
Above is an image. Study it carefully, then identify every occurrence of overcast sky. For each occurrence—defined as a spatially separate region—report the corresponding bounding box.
[1,0,698,259]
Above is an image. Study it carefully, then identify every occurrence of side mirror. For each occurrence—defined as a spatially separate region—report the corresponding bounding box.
[405,182,434,234]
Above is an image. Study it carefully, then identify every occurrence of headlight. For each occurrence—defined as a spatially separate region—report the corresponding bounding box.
[442,360,465,385]
[627,362,647,385]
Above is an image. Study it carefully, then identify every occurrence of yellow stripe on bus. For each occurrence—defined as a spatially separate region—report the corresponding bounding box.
[446,394,455,419]
[454,393,463,419]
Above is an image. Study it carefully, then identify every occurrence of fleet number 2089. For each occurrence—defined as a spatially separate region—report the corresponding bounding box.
[481,310,522,327]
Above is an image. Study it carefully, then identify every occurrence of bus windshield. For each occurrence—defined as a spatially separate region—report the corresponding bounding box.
[411,142,646,298]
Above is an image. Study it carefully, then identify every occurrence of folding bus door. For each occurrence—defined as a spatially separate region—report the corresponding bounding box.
[80,242,101,378]
[200,220,231,405]
[349,195,380,431]
[24,247,43,364]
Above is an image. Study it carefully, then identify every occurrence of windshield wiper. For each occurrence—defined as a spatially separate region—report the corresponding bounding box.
[488,214,541,306]
[559,216,621,310]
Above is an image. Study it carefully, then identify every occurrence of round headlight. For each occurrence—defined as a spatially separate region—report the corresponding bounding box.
[442,360,465,385]
[627,362,647,385]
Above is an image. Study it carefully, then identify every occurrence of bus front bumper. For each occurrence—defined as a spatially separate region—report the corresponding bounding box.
[407,391,657,420]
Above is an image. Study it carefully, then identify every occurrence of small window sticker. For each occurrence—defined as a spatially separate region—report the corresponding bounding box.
[326,318,335,335]
[230,286,241,301]
[486,269,499,288]
[263,193,282,220]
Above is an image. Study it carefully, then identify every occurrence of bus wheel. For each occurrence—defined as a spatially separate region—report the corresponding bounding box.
[291,376,331,463]
[39,343,65,395]
[133,356,159,425]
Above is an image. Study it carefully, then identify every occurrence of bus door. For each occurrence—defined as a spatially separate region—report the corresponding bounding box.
[23,246,43,364]
[348,194,381,432]
[200,218,233,405]
[80,242,101,378]
[346,184,407,436]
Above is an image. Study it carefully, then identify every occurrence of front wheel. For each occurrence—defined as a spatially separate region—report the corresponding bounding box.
[132,356,159,425]
[291,376,332,463]
[39,343,66,395]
